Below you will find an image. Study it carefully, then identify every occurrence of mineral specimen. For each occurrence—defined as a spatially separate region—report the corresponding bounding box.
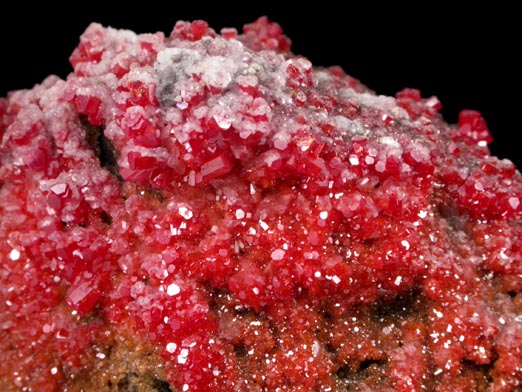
[1,17,521,391]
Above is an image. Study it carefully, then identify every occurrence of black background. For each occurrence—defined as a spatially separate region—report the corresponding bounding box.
[1,5,520,168]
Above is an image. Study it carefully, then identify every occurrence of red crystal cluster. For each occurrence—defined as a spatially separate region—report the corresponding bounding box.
[1,17,522,391]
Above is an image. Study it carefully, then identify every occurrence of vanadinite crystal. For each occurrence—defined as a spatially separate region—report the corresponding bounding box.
[1,17,521,392]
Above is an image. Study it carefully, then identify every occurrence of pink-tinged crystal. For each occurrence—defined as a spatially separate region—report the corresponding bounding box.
[127,152,159,170]
[1,17,522,392]
[66,276,101,315]
[457,109,493,145]
[200,154,233,182]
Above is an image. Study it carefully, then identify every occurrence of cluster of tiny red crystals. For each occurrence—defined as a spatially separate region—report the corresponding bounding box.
[1,17,522,391]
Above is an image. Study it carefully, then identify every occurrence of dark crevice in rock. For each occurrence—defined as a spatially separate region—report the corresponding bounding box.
[81,114,122,182]
[117,372,173,392]
[117,373,139,392]
[83,115,102,156]
[100,210,113,226]
[234,343,247,358]
[358,358,386,372]
[205,287,231,314]
[461,360,495,392]
[151,378,174,392]
[336,358,387,381]
[324,342,336,353]
[435,201,471,236]
[373,288,425,322]
[99,133,121,181]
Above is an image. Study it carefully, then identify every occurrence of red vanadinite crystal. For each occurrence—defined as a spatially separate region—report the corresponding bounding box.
[1,17,522,392]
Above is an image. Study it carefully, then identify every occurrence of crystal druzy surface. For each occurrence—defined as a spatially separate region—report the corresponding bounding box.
[1,17,521,391]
